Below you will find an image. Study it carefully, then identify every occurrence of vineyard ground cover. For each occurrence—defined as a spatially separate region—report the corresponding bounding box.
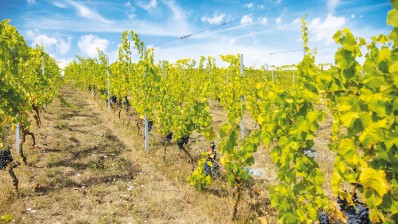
[0,86,210,223]
[93,89,340,222]
[1,85,339,223]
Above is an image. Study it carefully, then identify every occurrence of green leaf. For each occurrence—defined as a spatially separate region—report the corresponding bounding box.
[340,112,359,128]
[281,212,299,223]
[374,148,391,163]
[359,124,384,147]
[392,0,398,9]
[341,28,358,51]
[387,8,398,27]
[364,188,384,208]
[331,172,342,194]
[333,30,343,43]
[314,169,325,185]
[385,132,398,149]
[360,168,389,197]
[389,54,398,74]
[0,214,13,222]
[339,138,361,166]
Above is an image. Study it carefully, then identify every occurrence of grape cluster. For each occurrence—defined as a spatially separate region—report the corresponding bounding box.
[337,196,348,211]
[355,205,371,224]
[0,149,13,170]
[318,212,330,224]
[177,136,189,150]
[210,141,216,158]
[111,95,118,104]
[203,161,220,177]
[99,89,106,95]
[211,163,219,178]
[166,132,173,142]
[203,142,220,178]
[204,162,211,175]
[123,96,130,108]
[148,120,154,132]
[337,195,371,224]
[142,121,154,139]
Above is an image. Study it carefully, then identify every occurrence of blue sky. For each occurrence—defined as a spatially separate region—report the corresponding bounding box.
[0,0,392,68]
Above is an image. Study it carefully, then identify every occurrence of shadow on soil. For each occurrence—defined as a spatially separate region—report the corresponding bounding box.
[34,129,140,195]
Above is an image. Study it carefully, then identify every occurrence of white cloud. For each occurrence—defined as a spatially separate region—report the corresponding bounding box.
[124,1,136,19]
[240,15,252,25]
[30,31,73,54]
[109,45,122,63]
[127,13,136,19]
[27,0,36,5]
[57,58,73,70]
[244,3,253,8]
[258,17,268,25]
[276,17,282,24]
[51,0,112,24]
[78,35,109,57]
[292,17,301,25]
[309,14,346,43]
[162,0,190,34]
[24,1,191,38]
[153,40,304,68]
[51,1,67,8]
[201,13,226,25]
[163,0,187,22]
[125,1,132,7]
[58,37,72,54]
[137,0,158,12]
[69,0,112,23]
[32,35,58,48]
[327,0,340,13]
[26,29,38,37]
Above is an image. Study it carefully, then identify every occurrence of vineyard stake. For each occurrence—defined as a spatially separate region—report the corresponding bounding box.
[240,54,245,139]
[42,55,47,110]
[107,55,110,112]
[143,47,149,152]
[16,124,20,155]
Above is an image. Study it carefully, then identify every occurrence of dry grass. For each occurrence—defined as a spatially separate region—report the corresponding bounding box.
[0,86,338,224]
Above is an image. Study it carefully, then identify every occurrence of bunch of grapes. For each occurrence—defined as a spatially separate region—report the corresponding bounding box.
[337,194,371,224]
[355,205,371,224]
[111,95,118,104]
[99,89,106,95]
[210,162,219,178]
[148,121,154,132]
[203,161,220,177]
[318,212,330,224]
[203,142,220,178]
[337,196,348,211]
[210,141,216,158]
[143,121,154,139]
[177,136,189,150]
[166,132,173,142]
[123,96,130,108]
[204,162,211,175]
[0,149,13,170]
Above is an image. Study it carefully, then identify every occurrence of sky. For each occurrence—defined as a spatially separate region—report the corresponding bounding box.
[0,0,393,69]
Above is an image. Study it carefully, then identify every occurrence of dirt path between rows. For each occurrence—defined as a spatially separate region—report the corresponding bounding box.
[1,86,217,224]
